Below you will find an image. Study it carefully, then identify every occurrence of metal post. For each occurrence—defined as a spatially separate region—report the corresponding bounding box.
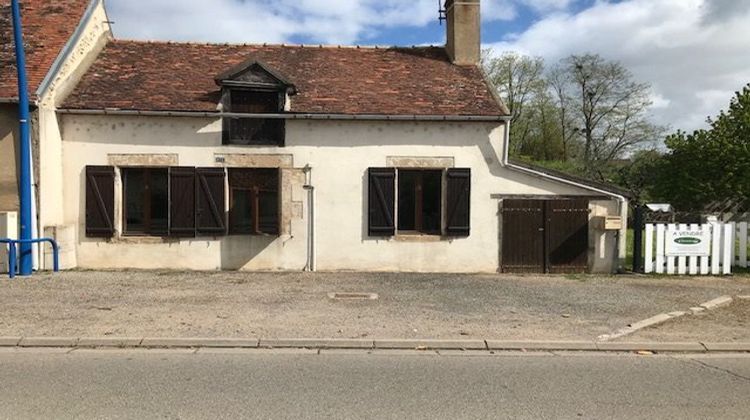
[11,0,34,276]
[8,243,16,279]
[632,205,644,273]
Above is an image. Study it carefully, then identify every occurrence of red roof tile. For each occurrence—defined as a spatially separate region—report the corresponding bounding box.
[63,41,508,117]
[0,0,93,101]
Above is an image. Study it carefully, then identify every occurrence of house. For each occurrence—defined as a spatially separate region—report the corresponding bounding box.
[4,0,627,273]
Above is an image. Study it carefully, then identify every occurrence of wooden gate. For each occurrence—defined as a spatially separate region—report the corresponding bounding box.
[501,200,546,272]
[501,199,590,273]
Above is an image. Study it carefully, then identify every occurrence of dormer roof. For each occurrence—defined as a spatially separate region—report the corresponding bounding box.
[214,58,296,94]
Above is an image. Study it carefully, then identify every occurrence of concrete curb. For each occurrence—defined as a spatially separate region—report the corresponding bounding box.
[486,341,597,351]
[0,337,22,346]
[18,337,79,347]
[78,337,143,347]
[141,338,260,348]
[598,295,738,342]
[699,295,733,310]
[596,342,706,352]
[701,342,750,352]
[0,337,747,353]
[260,339,372,349]
[374,339,487,350]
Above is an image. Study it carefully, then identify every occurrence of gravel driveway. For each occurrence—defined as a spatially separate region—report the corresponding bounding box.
[0,271,748,341]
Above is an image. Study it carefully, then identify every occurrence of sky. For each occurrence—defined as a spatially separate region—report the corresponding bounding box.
[106,0,750,133]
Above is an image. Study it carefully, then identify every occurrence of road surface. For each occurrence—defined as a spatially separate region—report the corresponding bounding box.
[0,349,748,419]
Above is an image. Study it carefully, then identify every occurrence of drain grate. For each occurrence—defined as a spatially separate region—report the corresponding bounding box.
[327,292,379,300]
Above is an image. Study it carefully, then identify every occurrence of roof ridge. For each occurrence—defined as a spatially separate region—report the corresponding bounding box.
[110,38,442,50]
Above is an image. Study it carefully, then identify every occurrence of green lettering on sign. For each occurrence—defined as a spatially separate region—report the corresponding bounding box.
[675,237,701,245]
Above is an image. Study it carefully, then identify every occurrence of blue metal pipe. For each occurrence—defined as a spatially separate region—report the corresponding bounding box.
[11,0,34,276]
[1,238,59,279]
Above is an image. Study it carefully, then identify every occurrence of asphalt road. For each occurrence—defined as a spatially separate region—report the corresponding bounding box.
[0,349,748,419]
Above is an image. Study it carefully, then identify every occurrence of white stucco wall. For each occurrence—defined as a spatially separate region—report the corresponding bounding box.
[58,114,622,273]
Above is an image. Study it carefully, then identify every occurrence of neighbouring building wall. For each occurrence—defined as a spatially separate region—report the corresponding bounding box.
[590,200,623,273]
[0,105,19,212]
[59,115,622,273]
[37,0,111,233]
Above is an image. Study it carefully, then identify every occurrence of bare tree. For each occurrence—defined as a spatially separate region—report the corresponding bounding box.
[547,66,577,161]
[553,54,663,175]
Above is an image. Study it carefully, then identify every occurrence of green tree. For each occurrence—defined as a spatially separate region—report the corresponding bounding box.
[613,149,663,204]
[482,51,548,157]
[650,85,750,210]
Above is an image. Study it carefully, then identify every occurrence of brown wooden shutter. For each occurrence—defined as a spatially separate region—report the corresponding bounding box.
[169,167,196,237]
[85,166,115,238]
[368,168,395,236]
[196,168,227,235]
[446,168,471,236]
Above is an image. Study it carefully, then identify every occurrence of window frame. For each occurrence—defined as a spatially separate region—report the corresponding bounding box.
[121,167,170,237]
[228,168,281,236]
[222,87,286,147]
[397,169,444,236]
[367,166,471,239]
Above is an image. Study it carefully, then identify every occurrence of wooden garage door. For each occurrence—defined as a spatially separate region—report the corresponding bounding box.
[547,199,589,273]
[502,199,589,273]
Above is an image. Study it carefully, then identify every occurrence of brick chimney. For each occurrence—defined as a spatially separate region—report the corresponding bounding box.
[445,0,481,65]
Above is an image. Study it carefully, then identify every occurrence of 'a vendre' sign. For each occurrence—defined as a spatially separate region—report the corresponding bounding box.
[665,228,711,257]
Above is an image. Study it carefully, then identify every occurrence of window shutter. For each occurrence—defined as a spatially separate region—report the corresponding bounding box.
[196,168,227,235]
[368,168,395,236]
[446,168,471,236]
[85,166,115,238]
[169,167,196,237]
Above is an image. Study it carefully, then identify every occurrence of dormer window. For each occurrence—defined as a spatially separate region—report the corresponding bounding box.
[215,60,296,146]
[225,89,285,145]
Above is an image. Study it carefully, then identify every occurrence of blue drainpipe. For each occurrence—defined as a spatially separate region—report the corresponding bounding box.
[11,0,34,276]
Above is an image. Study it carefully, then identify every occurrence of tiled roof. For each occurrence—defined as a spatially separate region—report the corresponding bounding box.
[0,0,93,101]
[63,40,509,117]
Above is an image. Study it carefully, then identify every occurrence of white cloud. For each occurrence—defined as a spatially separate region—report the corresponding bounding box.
[106,0,440,44]
[107,0,572,45]
[486,0,750,132]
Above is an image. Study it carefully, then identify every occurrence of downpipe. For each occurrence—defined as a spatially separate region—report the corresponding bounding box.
[500,120,629,273]
[303,165,315,272]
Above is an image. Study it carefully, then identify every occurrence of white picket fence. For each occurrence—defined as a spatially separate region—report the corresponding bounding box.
[644,222,749,275]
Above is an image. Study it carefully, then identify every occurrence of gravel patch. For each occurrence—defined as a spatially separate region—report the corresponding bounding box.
[0,271,748,341]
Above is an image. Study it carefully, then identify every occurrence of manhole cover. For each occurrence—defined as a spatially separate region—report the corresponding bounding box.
[327,292,379,300]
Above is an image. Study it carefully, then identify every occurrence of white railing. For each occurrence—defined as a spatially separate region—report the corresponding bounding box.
[644,222,735,275]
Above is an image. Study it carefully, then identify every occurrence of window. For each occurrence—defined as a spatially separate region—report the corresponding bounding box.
[224,89,285,146]
[367,167,471,238]
[229,168,280,235]
[398,170,442,234]
[88,166,270,238]
[122,168,169,236]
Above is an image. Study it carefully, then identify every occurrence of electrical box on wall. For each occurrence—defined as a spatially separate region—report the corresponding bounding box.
[0,211,19,273]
